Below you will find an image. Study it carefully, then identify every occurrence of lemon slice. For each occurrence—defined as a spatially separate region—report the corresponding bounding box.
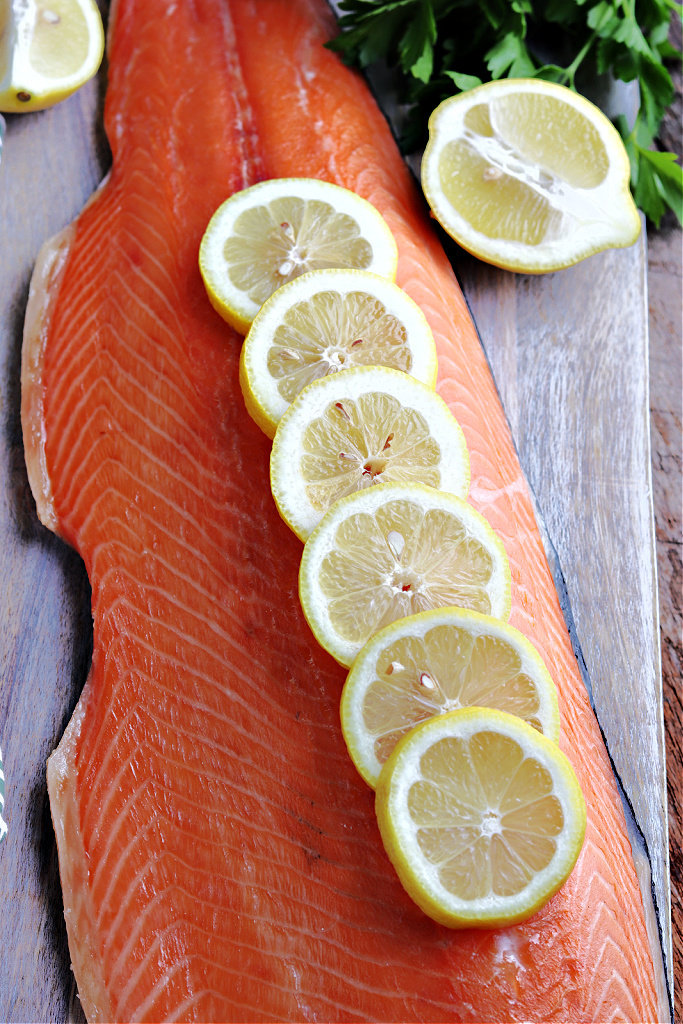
[240,268,438,439]
[0,0,104,113]
[271,366,470,541]
[299,482,510,667]
[421,79,641,273]
[376,707,586,928]
[199,179,399,334]
[341,608,560,788]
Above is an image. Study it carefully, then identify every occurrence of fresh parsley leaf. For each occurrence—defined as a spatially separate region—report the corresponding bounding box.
[640,149,683,224]
[586,2,619,35]
[444,71,484,90]
[638,53,675,135]
[653,171,683,225]
[617,113,682,226]
[635,155,668,223]
[327,0,683,225]
[642,148,683,182]
[398,1,437,82]
[476,0,510,31]
[485,33,532,78]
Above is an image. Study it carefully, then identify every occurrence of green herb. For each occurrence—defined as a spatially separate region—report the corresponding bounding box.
[328,0,682,226]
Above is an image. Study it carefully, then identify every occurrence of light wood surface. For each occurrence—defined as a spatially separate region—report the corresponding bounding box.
[453,235,671,1006]
[0,29,677,1024]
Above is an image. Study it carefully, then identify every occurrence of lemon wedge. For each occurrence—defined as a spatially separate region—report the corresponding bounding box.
[376,707,586,928]
[341,607,560,788]
[240,268,438,439]
[270,366,470,541]
[421,79,641,273]
[0,0,104,113]
[199,179,399,334]
[299,482,510,667]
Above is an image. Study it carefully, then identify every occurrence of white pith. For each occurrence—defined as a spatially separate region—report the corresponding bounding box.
[299,482,510,667]
[341,607,561,787]
[380,709,585,923]
[199,179,398,324]
[271,366,470,540]
[243,268,437,428]
[421,79,640,271]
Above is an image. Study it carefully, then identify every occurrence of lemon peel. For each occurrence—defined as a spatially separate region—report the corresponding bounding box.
[341,607,560,788]
[421,79,641,273]
[199,179,398,334]
[240,268,438,439]
[0,0,104,113]
[376,707,586,928]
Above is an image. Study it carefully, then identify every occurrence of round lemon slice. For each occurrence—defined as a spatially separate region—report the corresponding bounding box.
[299,482,510,667]
[341,607,560,788]
[271,366,470,541]
[421,79,641,273]
[376,707,586,928]
[240,268,438,439]
[0,0,104,113]
[199,179,399,334]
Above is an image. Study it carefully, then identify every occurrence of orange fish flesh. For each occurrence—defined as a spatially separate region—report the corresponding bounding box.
[21,0,661,1019]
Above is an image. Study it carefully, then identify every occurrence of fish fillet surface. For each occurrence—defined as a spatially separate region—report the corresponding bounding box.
[21,0,660,1020]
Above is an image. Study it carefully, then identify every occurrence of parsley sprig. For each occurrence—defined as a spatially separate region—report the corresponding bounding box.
[328,0,682,226]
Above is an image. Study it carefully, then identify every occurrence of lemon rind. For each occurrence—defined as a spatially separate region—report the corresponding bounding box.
[421,78,641,274]
[299,481,511,667]
[241,268,438,438]
[271,365,471,541]
[341,606,561,788]
[0,0,104,113]
[375,707,586,928]
[199,178,399,334]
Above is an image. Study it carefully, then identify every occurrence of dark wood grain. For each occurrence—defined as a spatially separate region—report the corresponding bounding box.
[650,19,682,1009]
[648,213,682,1022]
[0,73,109,1024]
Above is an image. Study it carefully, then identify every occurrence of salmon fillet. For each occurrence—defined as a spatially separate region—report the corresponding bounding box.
[21,0,661,1019]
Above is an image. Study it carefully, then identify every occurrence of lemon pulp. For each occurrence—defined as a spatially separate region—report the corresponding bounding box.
[341,608,560,787]
[0,0,104,112]
[269,290,412,402]
[301,392,442,510]
[422,79,640,272]
[30,0,90,78]
[439,94,610,246]
[409,728,563,898]
[200,180,399,333]
[240,269,438,438]
[225,197,374,307]
[299,485,510,667]
[317,497,505,644]
[271,368,469,541]
[375,708,586,928]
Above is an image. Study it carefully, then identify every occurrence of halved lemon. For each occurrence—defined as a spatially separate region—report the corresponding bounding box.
[271,366,470,541]
[421,79,641,273]
[299,482,510,667]
[0,0,104,113]
[376,707,586,928]
[240,268,438,439]
[199,179,399,334]
[341,607,560,788]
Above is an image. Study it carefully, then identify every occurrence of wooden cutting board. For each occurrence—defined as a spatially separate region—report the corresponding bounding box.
[0,47,671,1024]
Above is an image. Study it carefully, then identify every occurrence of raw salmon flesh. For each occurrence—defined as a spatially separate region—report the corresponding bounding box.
[21,0,662,1019]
